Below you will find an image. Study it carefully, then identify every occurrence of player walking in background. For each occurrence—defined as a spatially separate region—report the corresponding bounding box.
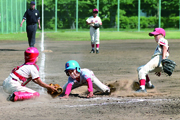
[86,8,102,54]
[60,60,110,99]
[20,1,41,47]
[3,47,57,102]
[136,28,169,93]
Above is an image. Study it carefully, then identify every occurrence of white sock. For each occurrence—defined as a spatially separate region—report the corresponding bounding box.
[140,85,145,90]
[147,81,152,87]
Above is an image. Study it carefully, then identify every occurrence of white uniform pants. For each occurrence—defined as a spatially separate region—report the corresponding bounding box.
[90,27,100,44]
[3,76,36,94]
[62,75,109,93]
[137,55,162,80]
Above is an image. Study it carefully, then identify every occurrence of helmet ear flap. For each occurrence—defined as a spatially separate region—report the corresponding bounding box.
[65,70,70,76]
[76,67,81,73]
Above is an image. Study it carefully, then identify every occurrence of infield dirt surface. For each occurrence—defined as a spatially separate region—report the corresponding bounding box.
[0,36,180,120]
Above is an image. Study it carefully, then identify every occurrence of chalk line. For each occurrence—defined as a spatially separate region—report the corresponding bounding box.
[39,0,45,93]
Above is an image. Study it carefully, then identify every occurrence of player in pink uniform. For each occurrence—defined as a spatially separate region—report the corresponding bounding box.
[60,60,110,99]
[86,8,102,54]
[136,28,169,93]
[3,47,57,102]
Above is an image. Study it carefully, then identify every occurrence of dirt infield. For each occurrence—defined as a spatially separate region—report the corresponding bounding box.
[0,37,180,120]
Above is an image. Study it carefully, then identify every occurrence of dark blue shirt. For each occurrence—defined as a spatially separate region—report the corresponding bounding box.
[23,8,40,25]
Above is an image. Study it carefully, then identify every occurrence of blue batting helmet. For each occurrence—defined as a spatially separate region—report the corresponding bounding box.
[65,60,81,74]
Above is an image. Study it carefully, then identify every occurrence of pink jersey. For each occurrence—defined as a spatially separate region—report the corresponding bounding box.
[10,64,39,86]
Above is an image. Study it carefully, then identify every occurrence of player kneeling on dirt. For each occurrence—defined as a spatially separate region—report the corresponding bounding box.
[60,60,110,99]
[3,47,57,102]
[136,28,170,93]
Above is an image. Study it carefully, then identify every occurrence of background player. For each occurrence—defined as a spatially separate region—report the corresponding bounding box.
[20,1,41,47]
[136,28,169,92]
[3,47,57,102]
[86,8,102,54]
[60,60,110,99]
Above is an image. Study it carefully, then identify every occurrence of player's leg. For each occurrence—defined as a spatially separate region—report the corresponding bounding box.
[137,55,161,92]
[145,75,154,89]
[3,76,39,102]
[26,26,32,47]
[91,75,110,94]
[90,27,95,53]
[95,28,100,54]
[31,24,37,47]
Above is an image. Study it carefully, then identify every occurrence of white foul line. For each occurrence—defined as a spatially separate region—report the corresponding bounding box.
[39,0,45,93]
[63,97,164,108]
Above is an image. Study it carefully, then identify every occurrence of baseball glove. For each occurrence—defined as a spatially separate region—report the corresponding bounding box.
[161,59,176,76]
[47,83,63,98]
[93,23,100,29]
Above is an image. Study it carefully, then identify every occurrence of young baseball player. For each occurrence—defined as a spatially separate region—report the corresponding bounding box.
[136,28,169,93]
[60,60,110,99]
[86,8,102,54]
[3,47,57,102]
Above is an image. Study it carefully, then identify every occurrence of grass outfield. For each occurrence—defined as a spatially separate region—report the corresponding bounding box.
[0,33,40,41]
[0,31,179,41]
[45,31,180,41]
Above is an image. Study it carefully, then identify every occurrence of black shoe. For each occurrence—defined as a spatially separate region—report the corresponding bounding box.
[7,93,15,101]
[90,49,95,53]
[145,84,155,89]
[96,50,99,54]
[135,87,147,93]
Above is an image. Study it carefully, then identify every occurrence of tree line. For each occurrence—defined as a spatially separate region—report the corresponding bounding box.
[27,0,180,29]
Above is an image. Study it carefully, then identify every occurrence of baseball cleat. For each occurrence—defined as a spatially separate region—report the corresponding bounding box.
[90,49,95,53]
[7,93,15,101]
[145,84,155,89]
[135,87,147,93]
[96,50,99,54]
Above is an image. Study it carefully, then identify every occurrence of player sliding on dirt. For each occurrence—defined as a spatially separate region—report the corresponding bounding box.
[3,47,57,102]
[136,28,170,93]
[60,60,110,99]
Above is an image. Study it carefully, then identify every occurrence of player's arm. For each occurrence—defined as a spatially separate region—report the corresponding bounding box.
[33,77,57,92]
[20,19,25,27]
[86,21,94,25]
[38,11,41,29]
[20,11,27,27]
[86,78,94,98]
[162,45,167,59]
[60,83,72,99]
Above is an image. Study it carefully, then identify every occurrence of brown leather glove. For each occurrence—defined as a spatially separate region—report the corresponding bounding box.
[47,83,63,98]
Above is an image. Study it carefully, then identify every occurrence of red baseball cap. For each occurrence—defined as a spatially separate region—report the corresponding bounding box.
[93,8,98,13]
[149,28,166,37]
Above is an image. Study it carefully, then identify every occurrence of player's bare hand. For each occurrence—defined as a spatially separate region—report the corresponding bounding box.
[20,23,23,27]
[155,72,161,77]
[91,21,95,24]
[39,25,41,30]
[87,91,94,98]
[48,85,57,93]
[60,94,69,99]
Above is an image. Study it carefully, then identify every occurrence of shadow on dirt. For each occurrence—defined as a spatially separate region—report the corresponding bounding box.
[0,49,24,51]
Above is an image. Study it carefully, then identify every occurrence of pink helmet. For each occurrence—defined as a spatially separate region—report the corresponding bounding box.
[149,28,166,37]
[24,47,39,65]
[93,8,98,13]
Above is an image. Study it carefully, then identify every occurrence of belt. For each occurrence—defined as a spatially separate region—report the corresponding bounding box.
[27,23,36,26]
[12,78,17,81]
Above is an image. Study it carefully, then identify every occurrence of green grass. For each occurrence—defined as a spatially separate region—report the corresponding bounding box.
[0,30,179,41]
[45,31,180,41]
[0,32,40,41]
[42,28,180,32]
